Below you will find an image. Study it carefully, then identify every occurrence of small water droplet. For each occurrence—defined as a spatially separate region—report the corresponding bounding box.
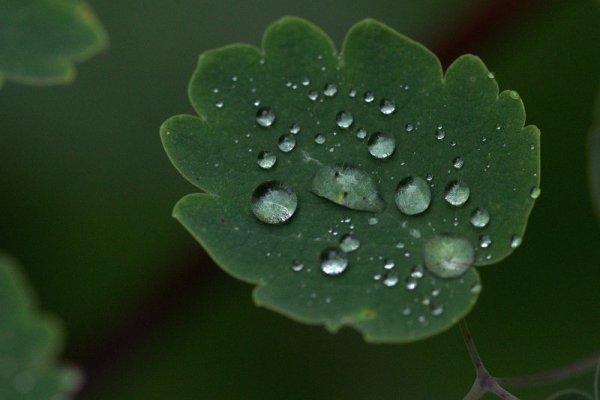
[335,111,354,129]
[411,264,424,279]
[310,163,386,212]
[479,235,492,248]
[444,181,470,206]
[405,124,414,133]
[291,260,304,272]
[251,181,297,224]
[308,90,318,101]
[355,128,367,140]
[430,304,444,316]
[435,126,446,140]
[314,134,326,144]
[257,150,277,169]
[510,235,522,248]
[405,277,418,290]
[453,157,464,169]
[424,235,474,278]
[339,233,360,252]
[301,77,310,86]
[509,91,520,100]
[470,282,482,294]
[470,208,490,228]
[215,100,224,108]
[383,272,399,287]
[278,134,296,152]
[383,259,395,270]
[364,92,374,103]
[289,123,301,135]
[256,107,276,127]
[379,99,396,115]
[323,83,338,97]
[396,241,405,249]
[402,306,412,316]
[349,88,357,97]
[395,176,431,216]
[530,187,541,199]
[368,132,396,159]
[320,248,348,275]
[368,216,379,225]
[487,72,495,79]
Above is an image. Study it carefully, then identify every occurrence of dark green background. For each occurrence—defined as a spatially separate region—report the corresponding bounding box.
[0,0,598,398]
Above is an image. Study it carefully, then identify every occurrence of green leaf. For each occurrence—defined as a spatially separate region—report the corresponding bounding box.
[161,17,540,342]
[547,390,594,400]
[0,253,81,399]
[0,0,107,87]
[590,89,600,219]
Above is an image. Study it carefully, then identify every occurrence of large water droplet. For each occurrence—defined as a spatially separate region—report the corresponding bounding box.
[379,99,396,115]
[320,248,348,275]
[257,150,277,169]
[310,163,385,212]
[339,233,360,252]
[424,235,474,278]
[395,176,431,216]
[335,111,354,129]
[470,208,490,228]
[278,134,296,152]
[444,181,470,206]
[256,107,276,127]
[367,132,396,159]
[251,181,297,224]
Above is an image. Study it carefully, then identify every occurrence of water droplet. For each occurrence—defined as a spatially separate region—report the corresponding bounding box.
[215,100,224,108]
[405,124,414,133]
[251,181,297,224]
[395,176,431,216]
[479,235,492,248]
[289,123,301,135]
[314,134,326,144]
[320,248,348,275]
[470,282,482,294]
[379,99,396,115]
[291,260,304,272]
[310,164,386,212]
[402,306,412,316]
[256,108,276,127]
[278,134,296,152]
[383,272,399,287]
[368,132,396,159]
[339,233,360,252]
[470,208,490,228]
[301,77,310,86]
[257,150,277,169]
[383,259,395,270]
[323,83,338,97]
[308,90,318,101]
[510,235,522,248]
[335,111,354,129]
[424,235,474,278]
[453,157,464,169]
[364,92,374,103]
[356,128,367,139]
[396,241,405,249]
[487,72,495,79]
[430,304,444,316]
[444,181,470,206]
[410,264,424,279]
[349,88,357,97]
[435,127,446,140]
[368,216,379,225]
[509,91,520,100]
[405,277,418,290]
[530,187,541,199]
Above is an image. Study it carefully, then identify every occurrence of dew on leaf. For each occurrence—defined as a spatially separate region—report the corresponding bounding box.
[395,176,431,216]
[367,132,396,159]
[308,90,318,101]
[479,235,492,248]
[510,235,523,248]
[348,88,357,97]
[310,163,385,212]
[257,150,277,169]
[530,187,541,199]
[470,282,482,294]
[435,127,446,140]
[291,260,304,272]
[444,180,470,206]
[424,235,474,278]
[289,123,301,134]
[364,92,374,103]
[405,277,418,290]
[383,272,399,287]
[215,100,224,108]
[405,124,414,133]
[383,259,395,270]
[379,99,396,115]
[335,111,354,129]
[368,216,379,225]
[320,248,348,275]
[411,264,424,279]
[356,128,367,139]
[430,304,444,317]
[453,157,464,169]
[339,233,360,252]
[470,208,490,228]
[278,134,296,152]
[323,83,338,97]
[256,107,276,127]
[314,134,326,144]
[251,181,297,224]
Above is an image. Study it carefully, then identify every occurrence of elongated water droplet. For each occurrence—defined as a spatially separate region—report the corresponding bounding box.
[320,248,348,275]
[395,176,431,216]
[251,181,297,224]
[379,99,396,115]
[310,164,385,212]
[323,83,338,97]
[470,208,490,228]
[339,233,360,252]
[368,132,396,159]
[444,181,470,206]
[257,150,276,169]
[424,235,474,278]
[510,235,522,248]
[335,111,354,129]
[530,187,541,199]
[278,134,296,152]
[256,107,276,127]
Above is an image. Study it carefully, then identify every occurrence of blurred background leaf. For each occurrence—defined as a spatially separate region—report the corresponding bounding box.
[0,253,81,399]
[0,0,107,87]
[0,0,598,399]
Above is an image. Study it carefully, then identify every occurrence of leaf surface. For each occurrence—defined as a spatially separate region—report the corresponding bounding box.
[0,253,81,399]
[0,0,107,87]
[162,17,540,342]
